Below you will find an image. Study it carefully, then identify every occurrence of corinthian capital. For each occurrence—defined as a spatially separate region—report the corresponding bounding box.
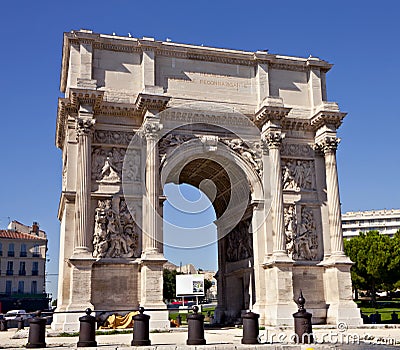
[76,117,95,137]
[264,131,285,149]
[315,136,340,154]
[141,120,163,140]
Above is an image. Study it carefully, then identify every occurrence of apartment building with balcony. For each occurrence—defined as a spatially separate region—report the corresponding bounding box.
[342,209,400,238]
[0,221,49,312]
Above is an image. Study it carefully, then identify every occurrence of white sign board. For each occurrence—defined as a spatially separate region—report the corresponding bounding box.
[176,274,205,296]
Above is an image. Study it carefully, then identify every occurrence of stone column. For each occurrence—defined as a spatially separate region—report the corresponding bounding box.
[73,117,95,257]
[265,131,288,258]
[142,120,162,255]
[140,118,168,330]
[316,135,362,326]
[73,116,95,256]
[316,136,345,256]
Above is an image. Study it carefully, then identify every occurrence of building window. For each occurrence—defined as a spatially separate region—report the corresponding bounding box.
[8,243,15,257]
[18,281,24,294]
[6,281,12,294]
[20,243,27,257]
[0,242,2,256]
[31,281,38,294]
[32,261,39,275]
[19,262,26,275]
[6,261,13,275]
[32,244,40,257]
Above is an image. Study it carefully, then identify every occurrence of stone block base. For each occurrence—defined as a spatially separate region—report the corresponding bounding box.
[51,312,81,332]
[326,301,363,326]
[146,309,170,330]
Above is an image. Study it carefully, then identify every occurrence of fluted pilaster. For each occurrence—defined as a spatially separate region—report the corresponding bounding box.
[143,120,162,254]
[74,117,95,255]
[265,131,287,256]
[317,136,345,255]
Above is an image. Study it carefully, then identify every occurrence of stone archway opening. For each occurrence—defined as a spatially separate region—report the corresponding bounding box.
[162,156,256,324]
[163,182,218,301]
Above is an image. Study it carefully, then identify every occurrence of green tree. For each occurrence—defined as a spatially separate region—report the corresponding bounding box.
[163,269,179,302]
[204,279,213,294]
[344,230,400,304]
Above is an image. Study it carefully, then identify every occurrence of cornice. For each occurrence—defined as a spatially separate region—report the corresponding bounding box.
[135,92,171,117]
[69,88,104,111]
[281,118,313,131]
[311,103,347,131]
[56,98,68,148]
[254,97,291,128]
[99,102,139,118]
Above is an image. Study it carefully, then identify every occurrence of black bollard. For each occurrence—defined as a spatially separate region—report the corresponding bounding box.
[375,311,381,324]
[26,311,47,348]
[176,314,182,326]
[131,307,151,346]
[361,313,370,324]
[187,306,206,345]
[293,291,313,344]
[17,316,25,330]
[77,308,97,347]
[391,311,398,324]
[241,311,260,344]
[0,319,8,331]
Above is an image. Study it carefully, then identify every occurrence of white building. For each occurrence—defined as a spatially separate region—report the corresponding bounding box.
[342,209,400,238]
[0,221,48,313]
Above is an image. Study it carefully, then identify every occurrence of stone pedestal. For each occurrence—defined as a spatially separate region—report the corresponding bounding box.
[263,261,298,326]
[322,261,362,326]
[140,254,169,330]
[52,258,95,332]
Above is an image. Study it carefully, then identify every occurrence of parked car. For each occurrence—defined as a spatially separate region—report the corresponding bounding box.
[4,310,29,320]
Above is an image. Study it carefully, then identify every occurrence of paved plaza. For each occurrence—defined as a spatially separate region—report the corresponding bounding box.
[0,325,399,349]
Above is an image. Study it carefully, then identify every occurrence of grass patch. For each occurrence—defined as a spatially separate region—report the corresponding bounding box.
[169,306,216,325]
[58,332,79,337]
[359,307,400,322]
[96,329,133,335]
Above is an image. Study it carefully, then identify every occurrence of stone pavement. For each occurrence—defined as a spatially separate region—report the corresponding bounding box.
[0,325,399,349]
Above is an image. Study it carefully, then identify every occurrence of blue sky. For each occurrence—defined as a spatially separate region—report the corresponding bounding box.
[0,0,399,299]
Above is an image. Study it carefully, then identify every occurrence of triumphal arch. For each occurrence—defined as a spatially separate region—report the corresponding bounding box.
[53,29,362,330]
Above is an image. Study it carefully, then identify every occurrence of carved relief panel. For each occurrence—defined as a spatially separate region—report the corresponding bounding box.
[226,218,253,262]
[284,205,319,261]
[281,159,315,191]
[93,196,140,259]
[91,147,141,183]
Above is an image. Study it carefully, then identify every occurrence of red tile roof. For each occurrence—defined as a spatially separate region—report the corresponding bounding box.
[0,230,47,241]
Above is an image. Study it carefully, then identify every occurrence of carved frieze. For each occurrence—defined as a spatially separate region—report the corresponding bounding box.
[94,130,134,145]
[221,138,263,176]
[282,159,315,191]
[280,143,314,158]
[226,218,253,262]
[284,205,318,261]
[93,197,139,259]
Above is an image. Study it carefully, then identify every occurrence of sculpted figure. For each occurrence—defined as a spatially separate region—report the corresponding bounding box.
[223,138,262,174]
[101,152,120,182]
[293,207,317,260]
[284,205,296,256]
[92,197,139,259]
[282,159,315,191]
